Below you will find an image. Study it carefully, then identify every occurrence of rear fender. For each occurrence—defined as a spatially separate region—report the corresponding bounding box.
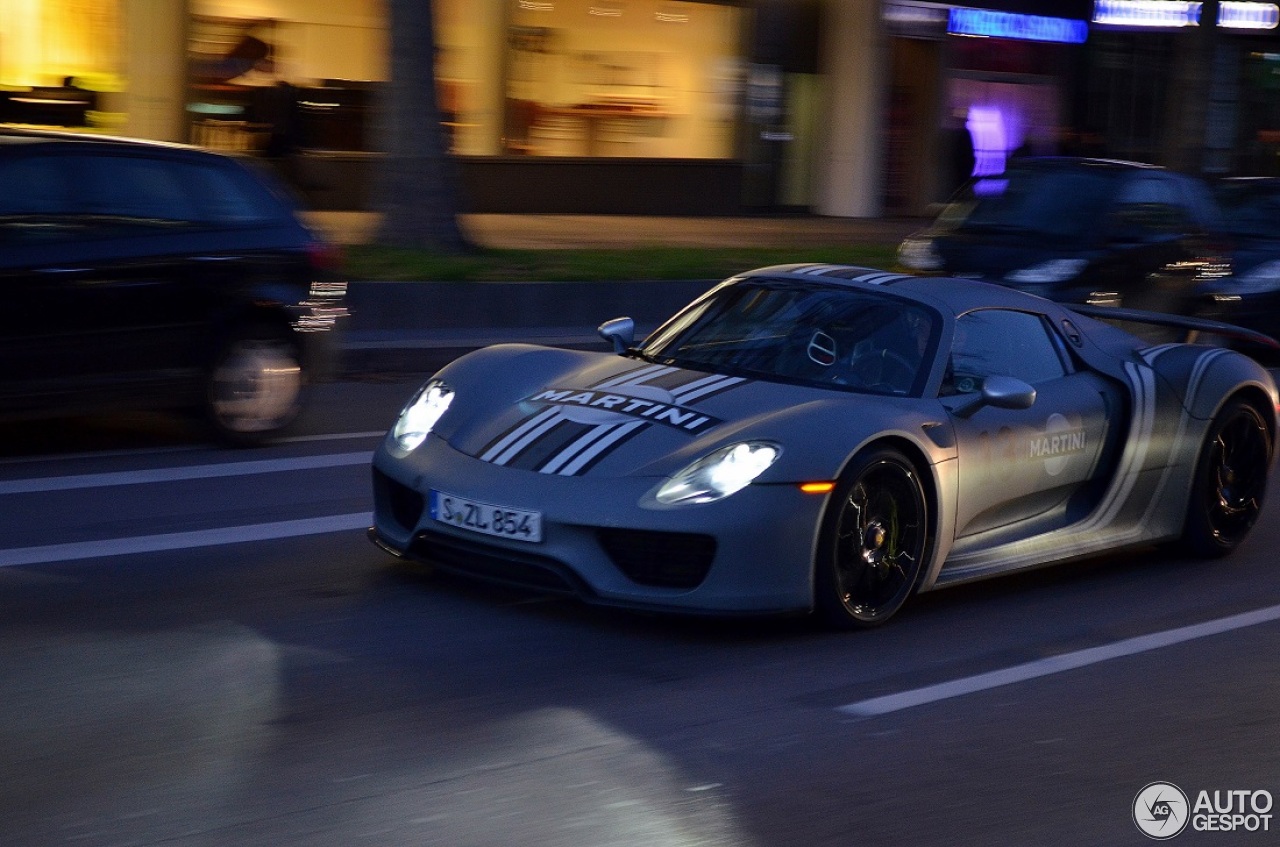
[1145,345,1278,455]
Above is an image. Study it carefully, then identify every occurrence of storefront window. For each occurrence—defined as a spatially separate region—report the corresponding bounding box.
[182,0,744,160]
[187,2,387,153]
[490,0,745,158]
[1241,49,1280,174]
[0,0,123,130]
[436,0,505,156]
[945,36,1073,185]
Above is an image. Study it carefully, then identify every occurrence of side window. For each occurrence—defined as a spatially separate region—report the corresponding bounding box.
[78,154,201,222]
[1112,175,1192,238]
[0,154,79,248]
[0,155,74,215]
[945,310,1067,394]
[1174,175,1218,230]
[178,160,286,224]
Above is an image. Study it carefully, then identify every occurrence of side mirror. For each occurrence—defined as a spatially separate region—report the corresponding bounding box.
[952,375,1036,418]
[598,316,635,354]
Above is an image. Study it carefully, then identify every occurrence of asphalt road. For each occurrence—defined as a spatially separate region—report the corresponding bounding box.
[2,374,1279,846]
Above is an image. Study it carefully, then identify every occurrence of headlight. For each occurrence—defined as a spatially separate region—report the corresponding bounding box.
[1232,260,1280,295]
[655,442,781,505]
[390,380,454,452]
[1005,258,1087,284]
[898,237,943,271]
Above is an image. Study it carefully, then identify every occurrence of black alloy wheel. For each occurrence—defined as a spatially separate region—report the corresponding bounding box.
[1184,399,1271,557]
[816,447,929,628]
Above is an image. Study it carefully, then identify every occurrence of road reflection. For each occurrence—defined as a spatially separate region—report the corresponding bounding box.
[2,624,282,841]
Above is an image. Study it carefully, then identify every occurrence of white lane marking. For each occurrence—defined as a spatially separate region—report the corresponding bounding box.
[0,452,373,495]
[0,512,373,567]
[838,603,1280,718]
[282,430,385,444]
[0,430,384,467]
[0,444,197,467]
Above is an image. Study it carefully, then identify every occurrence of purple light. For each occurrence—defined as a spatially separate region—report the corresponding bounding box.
[973,178,1009,197]
[966,106,1008,177]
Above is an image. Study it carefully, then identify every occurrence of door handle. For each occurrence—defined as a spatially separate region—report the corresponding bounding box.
[193,255,243,262]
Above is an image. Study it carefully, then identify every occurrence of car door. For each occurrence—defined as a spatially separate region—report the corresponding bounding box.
[0,148,104,412]
[68,150,218,391]
[943,308,1118,541]
[1092,173,1209,317]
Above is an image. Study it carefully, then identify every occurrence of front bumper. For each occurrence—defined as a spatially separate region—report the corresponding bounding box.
[370,434,826,615]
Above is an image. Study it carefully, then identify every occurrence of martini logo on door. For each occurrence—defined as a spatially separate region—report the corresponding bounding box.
[1031,413,1086,476]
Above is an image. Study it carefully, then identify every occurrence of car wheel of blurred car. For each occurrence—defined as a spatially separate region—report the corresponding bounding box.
[1182,398,1271,557]
[815,447,929,628]
[205,324,304,446]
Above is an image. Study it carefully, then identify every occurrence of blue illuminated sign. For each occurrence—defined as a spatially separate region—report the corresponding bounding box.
[1093,1,1280,29]
[1221,1,1280,29]
[947,8,1089,43]
[1092,1,1200,27]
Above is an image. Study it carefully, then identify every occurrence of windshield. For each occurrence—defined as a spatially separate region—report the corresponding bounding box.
[941,163,1119,240]
[640,280,939,397]
[1216,181,1280,238]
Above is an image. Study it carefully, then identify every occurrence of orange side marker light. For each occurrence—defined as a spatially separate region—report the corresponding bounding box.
[799,482,836,494]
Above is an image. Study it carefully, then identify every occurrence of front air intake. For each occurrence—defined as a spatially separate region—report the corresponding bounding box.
[597,529,716,589]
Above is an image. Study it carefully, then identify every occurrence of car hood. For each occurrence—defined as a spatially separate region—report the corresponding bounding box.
[428,344,942,481]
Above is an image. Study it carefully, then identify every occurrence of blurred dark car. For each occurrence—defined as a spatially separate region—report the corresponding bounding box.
[1208,177,1280,343]
[897,157,1232,325]
[0,129,347,444]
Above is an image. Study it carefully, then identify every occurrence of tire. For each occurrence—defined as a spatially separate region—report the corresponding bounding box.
[1182,399,1271,558]
[815,447,930,628]
[205,324,304,446]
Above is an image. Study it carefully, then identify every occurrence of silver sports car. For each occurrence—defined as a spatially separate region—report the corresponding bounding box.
[369,265,1278,627]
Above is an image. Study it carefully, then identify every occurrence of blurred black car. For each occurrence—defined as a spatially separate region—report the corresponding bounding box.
[897,157,1231,325]
[0,129,347,444]
[1208,177,1280,343]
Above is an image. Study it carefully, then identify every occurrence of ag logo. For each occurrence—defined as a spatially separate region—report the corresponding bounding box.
[1134,782,1190,839]
[807,330,837,367]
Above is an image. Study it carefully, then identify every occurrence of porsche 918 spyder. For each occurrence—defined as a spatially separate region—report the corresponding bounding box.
[368,265,1278,627]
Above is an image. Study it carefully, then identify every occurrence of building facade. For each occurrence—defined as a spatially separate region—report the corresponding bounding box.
[1,1,1278,216]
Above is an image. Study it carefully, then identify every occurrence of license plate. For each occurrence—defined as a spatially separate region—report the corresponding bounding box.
[429,491,543,543]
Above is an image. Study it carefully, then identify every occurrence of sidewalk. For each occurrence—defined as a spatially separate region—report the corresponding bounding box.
[303,211,923,249]
[318,212,922,375]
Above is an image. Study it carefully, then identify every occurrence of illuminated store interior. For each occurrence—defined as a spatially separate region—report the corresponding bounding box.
[6,1,1280,214]
[0,0,124,130]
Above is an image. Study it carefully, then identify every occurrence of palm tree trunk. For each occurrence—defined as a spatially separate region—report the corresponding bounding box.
[374,0,471,252]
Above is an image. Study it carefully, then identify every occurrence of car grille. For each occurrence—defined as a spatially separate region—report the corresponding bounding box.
[409,530,588,596]
[597,529,716,589]
[373,468,424,532]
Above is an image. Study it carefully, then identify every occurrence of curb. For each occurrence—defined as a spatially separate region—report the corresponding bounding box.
[340,278,713,375]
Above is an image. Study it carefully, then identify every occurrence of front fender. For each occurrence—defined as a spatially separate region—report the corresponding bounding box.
[626,396,958,484]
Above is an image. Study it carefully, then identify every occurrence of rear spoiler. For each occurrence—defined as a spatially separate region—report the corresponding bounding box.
[1067,304,1280,350]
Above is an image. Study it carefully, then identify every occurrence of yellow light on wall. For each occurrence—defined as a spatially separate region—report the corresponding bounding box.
[0,0,121,87]
[589,1,624,17]
[655,2,689,23]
